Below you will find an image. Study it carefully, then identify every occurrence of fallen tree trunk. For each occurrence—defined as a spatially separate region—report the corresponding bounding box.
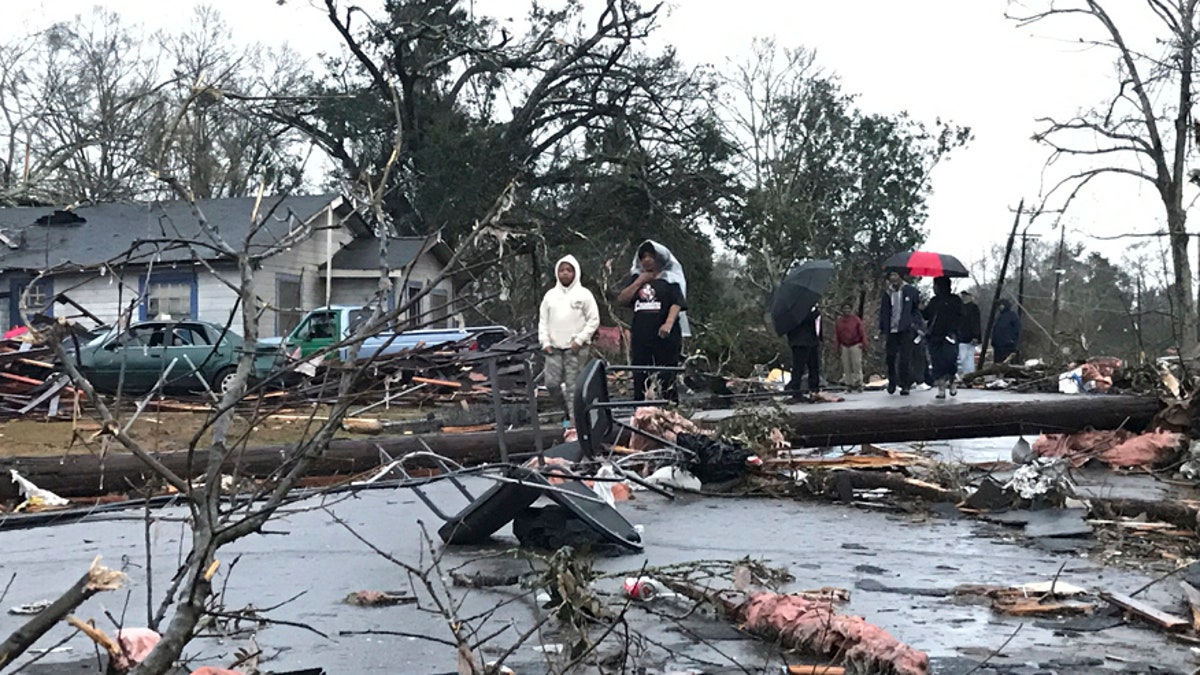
[786,395,1159,447]
[1087,497,1200,533]
[0,428,547,500]
[817,469,963,503]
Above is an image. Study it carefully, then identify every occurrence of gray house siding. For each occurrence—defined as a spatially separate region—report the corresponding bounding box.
[0,196,458,337]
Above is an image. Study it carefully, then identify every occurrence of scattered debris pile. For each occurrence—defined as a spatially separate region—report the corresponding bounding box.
[1033,429,1184,469]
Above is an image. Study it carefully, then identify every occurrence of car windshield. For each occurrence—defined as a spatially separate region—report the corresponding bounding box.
[84,326,120,348]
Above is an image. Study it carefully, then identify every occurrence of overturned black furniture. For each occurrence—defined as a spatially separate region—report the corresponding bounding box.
[424,358,687,553]
[431,358,641,551]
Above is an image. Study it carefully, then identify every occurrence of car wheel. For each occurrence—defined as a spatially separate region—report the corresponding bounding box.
[212,366,240,396]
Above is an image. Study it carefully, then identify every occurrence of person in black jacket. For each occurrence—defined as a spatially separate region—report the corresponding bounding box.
[786,304,822,400]
[923,277,963,399]
[992,298,1021,364]
[957,290,981,376]
[878,271,921,395]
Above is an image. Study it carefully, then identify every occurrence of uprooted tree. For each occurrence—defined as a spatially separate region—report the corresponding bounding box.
[1008,0,1200,354]
[265,0,734,330]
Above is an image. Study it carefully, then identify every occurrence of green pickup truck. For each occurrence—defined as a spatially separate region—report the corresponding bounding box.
[254,306,510,378]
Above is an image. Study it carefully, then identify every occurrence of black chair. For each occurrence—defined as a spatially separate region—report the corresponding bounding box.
[426,358,689,552]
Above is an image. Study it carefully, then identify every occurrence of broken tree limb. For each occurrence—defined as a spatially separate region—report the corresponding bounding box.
[0,556,125,667]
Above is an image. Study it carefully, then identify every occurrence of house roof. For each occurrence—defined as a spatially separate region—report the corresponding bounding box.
[327,235,454,272]
[0,194,360,271]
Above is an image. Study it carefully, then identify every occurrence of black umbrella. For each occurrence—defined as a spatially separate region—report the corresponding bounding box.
[771,260,835,336]
[882,250,969,278]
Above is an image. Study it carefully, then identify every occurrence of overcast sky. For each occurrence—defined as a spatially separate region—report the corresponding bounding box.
[4,1,1175,276]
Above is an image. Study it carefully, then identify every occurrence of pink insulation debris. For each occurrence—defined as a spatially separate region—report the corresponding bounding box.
[108,628,243,675]
[1033,430,1182,468]
[628,406,703,450]
[740,592,929,675]
[111,627,161,671]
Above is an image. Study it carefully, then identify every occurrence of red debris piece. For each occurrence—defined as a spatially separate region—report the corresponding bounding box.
[1033,429,1182,469]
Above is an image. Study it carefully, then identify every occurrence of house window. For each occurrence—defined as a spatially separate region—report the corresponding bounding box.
[277,276,303,337]
[403,281,423,328]
[141,272,196,321]
[8,277,53,328]
[17,280,51,315]
[429,288,450,329]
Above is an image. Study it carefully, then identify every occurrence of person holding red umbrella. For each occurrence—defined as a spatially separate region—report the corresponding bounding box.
[878,271,922,395]
[922,277,964,399]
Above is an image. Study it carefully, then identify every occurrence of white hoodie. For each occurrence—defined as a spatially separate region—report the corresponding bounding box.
[539,254,600,349]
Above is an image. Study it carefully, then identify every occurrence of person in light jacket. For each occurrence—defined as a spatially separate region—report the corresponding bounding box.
[878,271,922,396]
[539,254,600,418]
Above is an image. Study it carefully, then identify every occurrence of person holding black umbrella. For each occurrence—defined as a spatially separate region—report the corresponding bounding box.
[878,271,921,395]
[786,303,822,400]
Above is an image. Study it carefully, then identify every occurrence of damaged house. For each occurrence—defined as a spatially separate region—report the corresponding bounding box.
[0,194,457,336]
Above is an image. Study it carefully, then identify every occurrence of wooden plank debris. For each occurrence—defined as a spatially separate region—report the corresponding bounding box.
[1178,581,1200,632]
[1101,591,1190,632]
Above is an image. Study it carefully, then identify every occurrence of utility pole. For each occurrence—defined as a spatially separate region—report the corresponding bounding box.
[1050,223,1067,338]
[1016,226,1041,320]
[982,199,1024,367]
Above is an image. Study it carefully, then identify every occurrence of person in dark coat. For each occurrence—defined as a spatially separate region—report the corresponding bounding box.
[786,304,822,400]
[957,290,982,376]
[922,276,963,399]
[617,242,687,401]
[992,298,1021,365]
[878,271,922,395]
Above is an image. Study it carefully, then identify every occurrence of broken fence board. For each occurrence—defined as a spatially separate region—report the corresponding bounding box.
[411,375,462,388]
[1179,581,1200,632]
[1100,591,1190,631]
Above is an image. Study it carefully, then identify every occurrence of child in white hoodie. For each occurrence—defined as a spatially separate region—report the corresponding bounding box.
[538,254,600,420]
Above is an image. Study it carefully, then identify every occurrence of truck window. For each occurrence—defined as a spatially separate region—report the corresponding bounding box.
[295,312,337,341]
[348,309,370,334]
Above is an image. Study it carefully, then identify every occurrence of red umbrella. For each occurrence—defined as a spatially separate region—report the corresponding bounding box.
[882,250,968,278]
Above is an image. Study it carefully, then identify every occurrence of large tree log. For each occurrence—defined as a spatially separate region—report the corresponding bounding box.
[0,428,547,500]
[786,395,1160,447]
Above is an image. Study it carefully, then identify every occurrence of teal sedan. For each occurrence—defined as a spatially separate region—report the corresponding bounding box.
[75,321,244,395]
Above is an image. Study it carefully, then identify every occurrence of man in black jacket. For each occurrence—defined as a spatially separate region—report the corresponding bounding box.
[786,305,822,400]
[957,290,981,376]
[878,271,921,395]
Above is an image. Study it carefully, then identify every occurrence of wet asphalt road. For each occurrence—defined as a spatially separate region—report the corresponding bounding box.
[1,459,1197,674]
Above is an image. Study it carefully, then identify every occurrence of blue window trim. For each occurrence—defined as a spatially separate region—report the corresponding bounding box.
[139,270,198,321]
[8,275,53,325]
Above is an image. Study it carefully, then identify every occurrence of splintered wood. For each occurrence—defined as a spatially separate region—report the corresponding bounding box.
[1102,592,1190,632]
